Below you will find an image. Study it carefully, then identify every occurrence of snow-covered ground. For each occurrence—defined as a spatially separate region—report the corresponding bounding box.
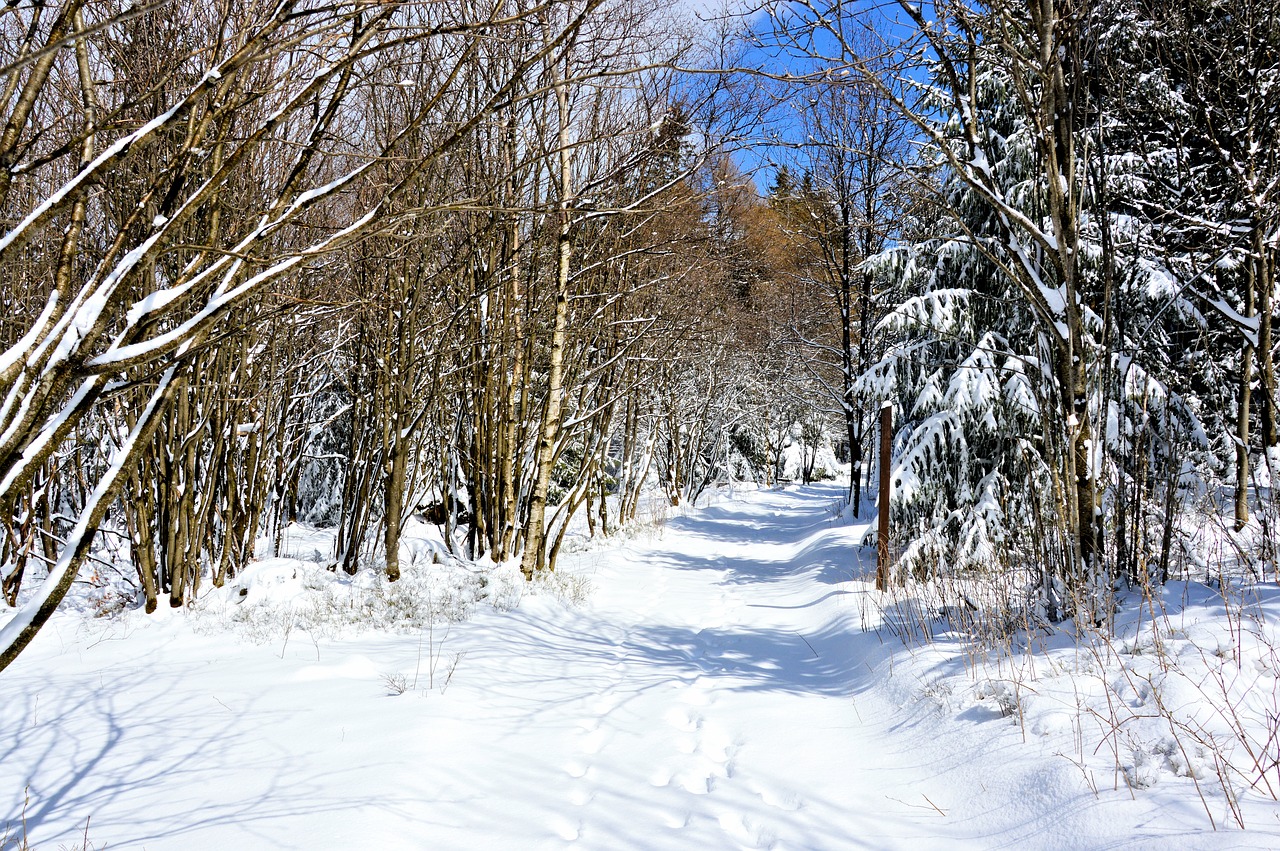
[3,485,1279,849]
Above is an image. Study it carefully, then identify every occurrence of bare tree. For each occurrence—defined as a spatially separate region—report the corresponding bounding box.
[0,0,615,673]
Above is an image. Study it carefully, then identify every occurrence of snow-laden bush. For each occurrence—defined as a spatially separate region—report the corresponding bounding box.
[192,557,484,641]
[876,569,1280,829]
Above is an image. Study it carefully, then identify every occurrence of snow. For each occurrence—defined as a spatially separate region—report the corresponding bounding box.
[0,98,189,259]
[0,289,59,377]
[0,366,176,654]
[3,486,1279,849]
[124,284,189,326]
[0,377,97,500]
[1202,295,1262,347]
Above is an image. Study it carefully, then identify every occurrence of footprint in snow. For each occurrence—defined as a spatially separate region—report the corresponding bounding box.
[680,680,712,707]
[550,815,582,842]
[564,759,592,779]
[580,727,608,755]
[675,766,714,795]
[664,706,701,733]
[748,780,803,812]
[717,810,779,850]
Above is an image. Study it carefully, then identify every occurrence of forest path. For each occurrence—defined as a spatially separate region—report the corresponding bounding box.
[2,485,1213,850]
[481,483,954,850]
[544,485,860,847]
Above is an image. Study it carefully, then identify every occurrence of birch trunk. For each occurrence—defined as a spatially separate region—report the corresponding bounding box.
[520,49,574,579]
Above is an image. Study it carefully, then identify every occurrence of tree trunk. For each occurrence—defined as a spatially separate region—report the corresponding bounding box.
[1255,226,1276,450]
[0,367,179,674]
[1237,345,1255,531]
[520,49,573,579]
[384,441,407,582]
[1237,249,1259,530]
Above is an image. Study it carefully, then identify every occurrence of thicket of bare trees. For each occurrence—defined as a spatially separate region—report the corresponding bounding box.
[8,0,1278,674]
[0,0,785,672]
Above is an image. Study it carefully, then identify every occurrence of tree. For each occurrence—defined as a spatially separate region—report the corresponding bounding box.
[766,54,912,510]
[0,0,614,673]
[764,1,1110,614]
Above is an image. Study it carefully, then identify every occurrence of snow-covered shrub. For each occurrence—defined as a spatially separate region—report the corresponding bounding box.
[192,556,486,641]
[974,678,1022,720]
[483,564,525,611]
[531,567,593,608]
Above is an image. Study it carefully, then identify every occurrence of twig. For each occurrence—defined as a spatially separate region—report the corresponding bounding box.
[921,793,946,816]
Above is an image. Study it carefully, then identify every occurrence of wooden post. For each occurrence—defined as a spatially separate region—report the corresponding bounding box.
[876,401,892,591]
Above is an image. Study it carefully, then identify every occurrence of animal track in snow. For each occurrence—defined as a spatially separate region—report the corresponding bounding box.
[716,808,780,849]
[661,720,737,796]
[664,706,701,733]
[680,679,713,707]
[698,723,736,765]
[748,780,804,812]
[580,727,608,755]
[549,815,582,842]
[591,692,622,716]
[674,765,715,795]
[564,759,592,779]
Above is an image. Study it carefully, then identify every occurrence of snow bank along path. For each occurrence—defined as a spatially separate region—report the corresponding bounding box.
[2,485,1273,848]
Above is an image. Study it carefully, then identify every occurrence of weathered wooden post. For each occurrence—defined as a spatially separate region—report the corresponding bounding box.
[876,401,892,592]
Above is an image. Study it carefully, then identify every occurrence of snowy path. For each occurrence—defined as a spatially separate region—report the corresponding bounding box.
[2,485,1269,849]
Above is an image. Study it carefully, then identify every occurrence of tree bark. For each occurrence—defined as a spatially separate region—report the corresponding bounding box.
[520,42,574,578]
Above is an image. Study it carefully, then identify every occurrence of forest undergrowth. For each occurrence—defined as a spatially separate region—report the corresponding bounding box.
[868,497,1280,830]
